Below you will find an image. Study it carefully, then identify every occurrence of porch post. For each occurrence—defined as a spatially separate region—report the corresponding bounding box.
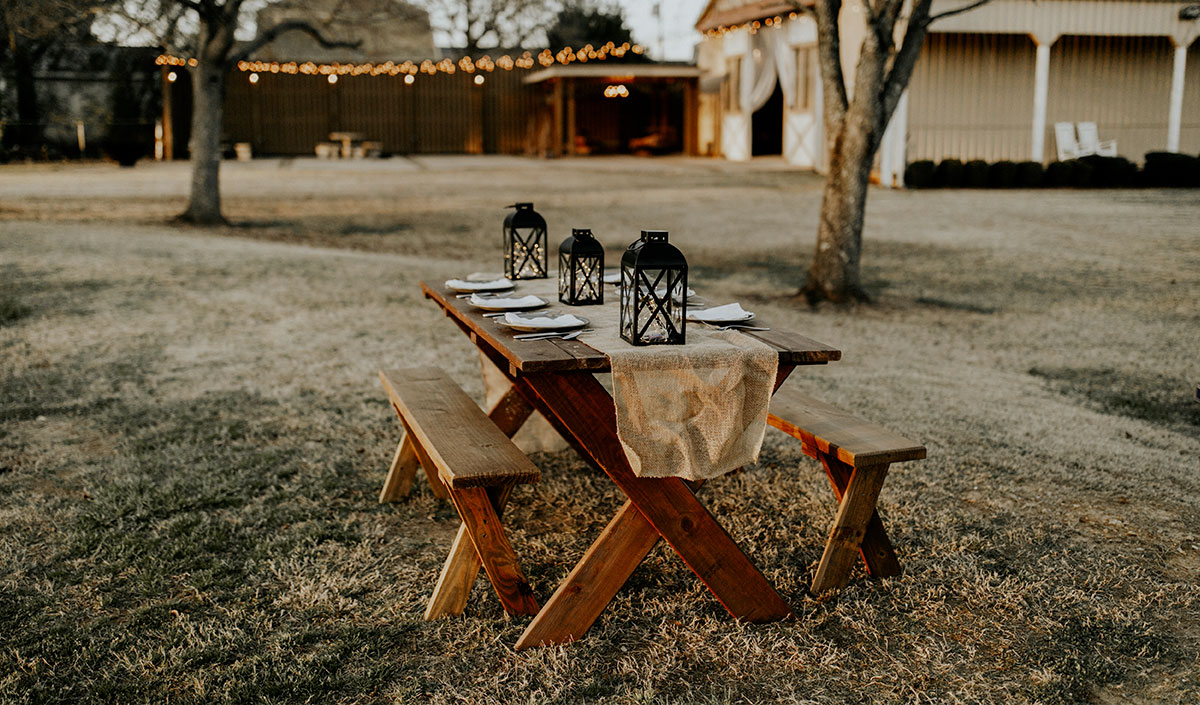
[1167,41,1187,153]
[1030,37,1052,162]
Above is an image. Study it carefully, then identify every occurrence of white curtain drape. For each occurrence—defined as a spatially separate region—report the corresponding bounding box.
[738,27,793,114]
[739,31,776,114]
[770,27,795,108]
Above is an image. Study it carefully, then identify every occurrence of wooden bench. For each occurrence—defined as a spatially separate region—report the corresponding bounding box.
[767,387,926,595]
[379,367,540,619]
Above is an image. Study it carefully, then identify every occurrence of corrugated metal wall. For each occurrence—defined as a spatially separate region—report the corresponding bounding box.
[907,33,1036,162]
[222,69,541,155]
[1046,35,1173,162]
[907,31,1190,164]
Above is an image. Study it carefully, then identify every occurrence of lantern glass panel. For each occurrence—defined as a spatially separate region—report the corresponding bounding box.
[619,230,687,345]
[503,202,548,280]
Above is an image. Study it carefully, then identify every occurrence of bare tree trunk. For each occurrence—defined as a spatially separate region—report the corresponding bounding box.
[179,58,226,224]
[802,0,987,305]
[806,116,873,303]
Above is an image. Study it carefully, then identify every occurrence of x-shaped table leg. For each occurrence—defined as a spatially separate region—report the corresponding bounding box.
[514,370,793,649]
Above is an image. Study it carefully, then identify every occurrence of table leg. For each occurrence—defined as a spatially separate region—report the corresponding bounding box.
[811,462,891,595]
[523,371,793,626]
[818,455,901,580]
[516,500,660,649]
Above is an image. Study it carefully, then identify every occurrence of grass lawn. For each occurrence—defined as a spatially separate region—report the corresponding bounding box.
[1,157,1197,704]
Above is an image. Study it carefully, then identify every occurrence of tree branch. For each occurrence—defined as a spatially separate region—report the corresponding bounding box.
[928,0,993,24]
[813,0,849,128]
[230,20,362,65]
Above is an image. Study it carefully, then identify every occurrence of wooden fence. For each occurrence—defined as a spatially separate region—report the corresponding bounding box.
[219,68,545,156]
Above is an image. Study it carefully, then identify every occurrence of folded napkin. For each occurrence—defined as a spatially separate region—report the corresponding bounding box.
[504,312,587,328]
[687,302,754,322]
[469,294,543,308]
[446,277,512,291]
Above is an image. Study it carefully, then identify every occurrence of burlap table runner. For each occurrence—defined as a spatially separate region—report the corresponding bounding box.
[516,279,778,481]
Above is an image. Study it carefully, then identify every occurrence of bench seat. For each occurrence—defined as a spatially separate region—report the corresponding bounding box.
[379,367,540,618]
[767,385,926,594]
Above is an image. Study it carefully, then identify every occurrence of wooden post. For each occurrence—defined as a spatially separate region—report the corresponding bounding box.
[161,66,175,161]
[566,78,576,156]
[552,78,564,157]
[682,79,696,156]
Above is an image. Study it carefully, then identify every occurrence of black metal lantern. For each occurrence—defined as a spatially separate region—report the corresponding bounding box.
[503,202,548,280]
[558,228,604,305]
[620,230,687,345]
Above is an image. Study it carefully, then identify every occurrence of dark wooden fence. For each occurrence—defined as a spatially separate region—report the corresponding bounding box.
[220,68,545,156]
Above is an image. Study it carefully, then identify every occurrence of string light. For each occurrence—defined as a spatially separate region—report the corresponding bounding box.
[248,72,259,84]
[404,74,415,85]
[703,12,798,38]
[156,42,645,80]
[474,74,485,85]
[167,71,177,82]
[603,84,629,98]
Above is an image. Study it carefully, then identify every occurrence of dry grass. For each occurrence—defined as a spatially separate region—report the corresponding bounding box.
[1,157,1198,704]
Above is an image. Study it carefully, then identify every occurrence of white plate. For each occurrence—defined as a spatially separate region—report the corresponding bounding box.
[688,303,755,324]
[466,272,504,282]
[469,294,547,311]
[499,312,589,332]
[446,277,515,293]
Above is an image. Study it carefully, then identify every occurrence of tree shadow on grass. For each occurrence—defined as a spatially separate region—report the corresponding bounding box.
[1030,366,1200,430]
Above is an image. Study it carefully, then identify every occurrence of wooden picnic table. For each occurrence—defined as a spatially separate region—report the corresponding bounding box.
[420,281,841,648]
[329,131,364,158]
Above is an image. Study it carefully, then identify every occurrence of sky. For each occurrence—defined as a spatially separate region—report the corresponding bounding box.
[612,0,709,62]
[97,0,712,61]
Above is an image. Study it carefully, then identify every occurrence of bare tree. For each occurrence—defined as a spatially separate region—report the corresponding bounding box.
[803,0,990,304]
[117,0,359,224]
[426,0,553,53]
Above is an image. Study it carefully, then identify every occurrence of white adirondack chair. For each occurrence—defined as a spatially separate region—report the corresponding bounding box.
[1076,122,1117,157]
[1055,122,1080,161]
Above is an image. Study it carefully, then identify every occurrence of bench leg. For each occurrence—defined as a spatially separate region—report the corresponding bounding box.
[447,484,539,616]
[812,462,890,595]
[424,523,481,619]
[379,433,422,503]
[819,456,901,579]
[425,484,516,620]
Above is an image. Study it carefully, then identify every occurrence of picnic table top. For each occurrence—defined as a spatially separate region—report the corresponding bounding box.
[420,281,841,374]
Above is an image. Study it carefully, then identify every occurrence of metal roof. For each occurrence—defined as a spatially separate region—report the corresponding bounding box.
[523,64,702,84]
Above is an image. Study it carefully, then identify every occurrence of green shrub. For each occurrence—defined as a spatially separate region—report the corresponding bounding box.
[1079,155,1138,188]
[987,161,1019,188]
[1043,159,1096,188]
[935,159,964,188]
[1015,161,1045,188]
[963,160,989,188]
[1142,152,1200,187]
[1045,161,1072,188]
[904,160,936,189]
